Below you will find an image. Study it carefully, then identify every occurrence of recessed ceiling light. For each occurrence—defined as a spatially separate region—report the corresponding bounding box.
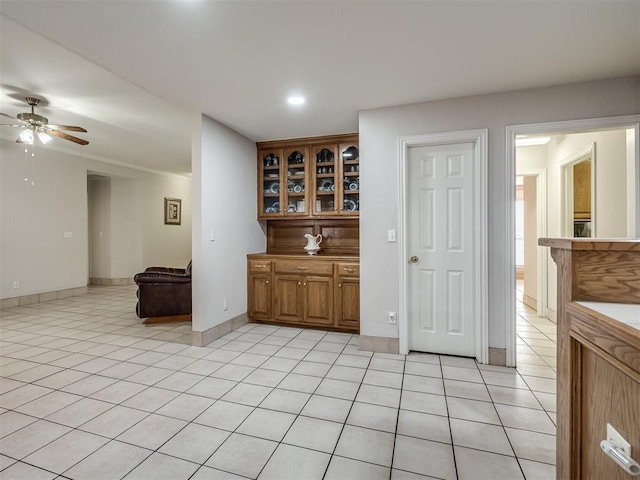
[287,96,305,105]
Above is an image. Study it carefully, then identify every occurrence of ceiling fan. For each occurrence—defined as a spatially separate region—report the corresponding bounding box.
[0,97,89,146]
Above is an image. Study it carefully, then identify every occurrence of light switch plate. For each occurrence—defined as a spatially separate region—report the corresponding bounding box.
[387,229,396,242]
[608,423,632,456]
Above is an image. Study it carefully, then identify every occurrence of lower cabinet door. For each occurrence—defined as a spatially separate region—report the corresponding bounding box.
[303,275,334,325]
[248,273,272,320]
[274,274,304,323]
[336,276,360,328]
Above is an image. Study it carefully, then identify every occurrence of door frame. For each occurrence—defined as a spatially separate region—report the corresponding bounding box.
[505,115,640,367]
[398,129,488,362]
[515,168,548,318]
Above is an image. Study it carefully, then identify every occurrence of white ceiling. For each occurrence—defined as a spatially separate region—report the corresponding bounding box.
[1,1,639,176]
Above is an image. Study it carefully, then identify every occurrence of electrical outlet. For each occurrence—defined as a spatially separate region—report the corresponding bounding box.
[13,281,20,289]
[223,298,229,311]
[607,423,632,456]
[388,311,397,324]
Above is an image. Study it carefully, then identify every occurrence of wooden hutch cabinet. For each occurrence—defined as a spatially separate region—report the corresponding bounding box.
[257,134,359,219]
[249,133,360,333]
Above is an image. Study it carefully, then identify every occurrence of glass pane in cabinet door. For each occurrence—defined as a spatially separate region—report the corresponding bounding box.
[262,151,281,215]
[285,149,307,214]
[314,147,336,214]
[341,144,360,214]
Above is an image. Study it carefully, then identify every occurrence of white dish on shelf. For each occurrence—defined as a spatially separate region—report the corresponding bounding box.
[266,173,279,177]
[344,198,357,212]
[320,179,334,191]
[269,182,280,193]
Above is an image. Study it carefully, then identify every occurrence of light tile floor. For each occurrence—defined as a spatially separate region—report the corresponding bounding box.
[0,284,557,479]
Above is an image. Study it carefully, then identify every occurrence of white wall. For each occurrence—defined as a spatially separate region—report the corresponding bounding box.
[1,137,192,298]
[627,128,637,237]
[359,76,640,349]
[547,129,628,238]
[110,177,143,278]
[88,177,111,279]
[523,176,537,304]
[191,114,265,333]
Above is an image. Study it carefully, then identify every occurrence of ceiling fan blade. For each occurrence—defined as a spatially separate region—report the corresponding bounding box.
[48,129,89,145]
[47,124,88,133]
[1,112,24,122]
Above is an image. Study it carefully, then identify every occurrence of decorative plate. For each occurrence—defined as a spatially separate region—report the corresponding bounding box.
[288,151,304,164]
[320,179,334,191]
[269,182,280,193]
[287,203,297,212]
[316,148,334,163]
[344,198,357,211]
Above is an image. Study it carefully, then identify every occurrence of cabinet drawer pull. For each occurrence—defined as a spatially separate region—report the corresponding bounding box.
[296,266,308,270]
[266,280,269,284]
[297,282,301,286]
[254,264,267,268]
[303,282,307,286]
[344,267,356,273]
[338,283,342,287]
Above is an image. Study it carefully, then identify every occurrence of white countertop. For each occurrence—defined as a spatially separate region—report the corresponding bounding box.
[576,301,640,331]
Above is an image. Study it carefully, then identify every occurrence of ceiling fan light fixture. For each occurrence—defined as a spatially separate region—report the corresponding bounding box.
[19,128,34,144]
[37,130,52,144]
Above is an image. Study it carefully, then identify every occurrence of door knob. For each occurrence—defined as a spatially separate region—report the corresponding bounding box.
[410,256,419,264]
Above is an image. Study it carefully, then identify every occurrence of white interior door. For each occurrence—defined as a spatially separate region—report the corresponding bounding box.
[408,142,476,356]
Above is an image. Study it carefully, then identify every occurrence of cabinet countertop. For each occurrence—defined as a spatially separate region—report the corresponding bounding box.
[574,301,640,332]
[248,253,359,261]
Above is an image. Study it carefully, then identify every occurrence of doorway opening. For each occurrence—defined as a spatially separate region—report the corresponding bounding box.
[507,115,640,367]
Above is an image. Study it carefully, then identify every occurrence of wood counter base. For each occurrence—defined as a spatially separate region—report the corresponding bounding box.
[247,253,359,333]
[539,238,640,480]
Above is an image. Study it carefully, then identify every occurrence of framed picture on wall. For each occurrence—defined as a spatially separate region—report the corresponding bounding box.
[164,197,181,225]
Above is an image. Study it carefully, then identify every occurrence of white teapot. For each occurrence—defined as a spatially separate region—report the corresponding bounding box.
[304,233,323,255]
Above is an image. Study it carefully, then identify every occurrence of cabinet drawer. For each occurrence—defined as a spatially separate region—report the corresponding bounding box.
[336,263,359,276]
[275,260,333,275]
[249,260,272,272]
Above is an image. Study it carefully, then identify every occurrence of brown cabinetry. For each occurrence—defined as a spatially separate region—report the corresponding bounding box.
[273,259,334,326]
[539,238,640,479]
[247,260,272,320]
[247,254,358,332]
[335,263,360,329]
[257,134,359,219]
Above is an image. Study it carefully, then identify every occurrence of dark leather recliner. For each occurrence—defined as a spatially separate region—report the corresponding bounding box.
[134,260,192,319]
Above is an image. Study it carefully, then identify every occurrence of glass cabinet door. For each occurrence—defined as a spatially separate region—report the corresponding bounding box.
[283,147,309,216]
[311,144,338,215]
[259,148,283,218]
[340,143,359,215]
